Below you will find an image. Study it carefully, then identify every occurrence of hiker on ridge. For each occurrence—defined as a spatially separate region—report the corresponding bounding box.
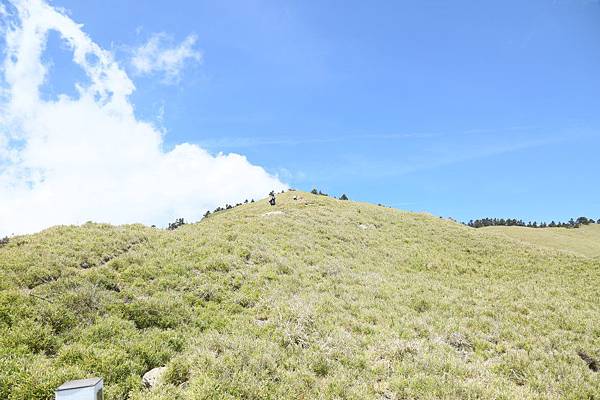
[268,191,276,206]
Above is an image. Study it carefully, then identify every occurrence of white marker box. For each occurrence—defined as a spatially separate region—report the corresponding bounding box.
[55,378,103,400]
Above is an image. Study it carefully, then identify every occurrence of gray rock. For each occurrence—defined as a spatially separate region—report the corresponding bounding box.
[142,366,166,388]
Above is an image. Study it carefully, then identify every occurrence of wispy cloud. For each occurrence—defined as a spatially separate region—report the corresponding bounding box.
[131,32,202,83]
[343,134,575,179]
[197,132,437,149]
[295,131,581,183]
[0,0,285,236]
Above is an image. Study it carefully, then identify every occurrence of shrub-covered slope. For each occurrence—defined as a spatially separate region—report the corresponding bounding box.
[1,192,599,399]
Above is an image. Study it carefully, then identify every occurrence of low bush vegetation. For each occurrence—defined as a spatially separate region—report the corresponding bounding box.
[1,192,599,399]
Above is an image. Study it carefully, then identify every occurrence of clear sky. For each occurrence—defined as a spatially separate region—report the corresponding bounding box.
[1,0,599,234]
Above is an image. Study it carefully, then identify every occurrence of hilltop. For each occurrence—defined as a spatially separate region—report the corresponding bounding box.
[1,191,599,399]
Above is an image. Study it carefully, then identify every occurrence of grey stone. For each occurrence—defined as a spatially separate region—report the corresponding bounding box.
[142,367,166,388]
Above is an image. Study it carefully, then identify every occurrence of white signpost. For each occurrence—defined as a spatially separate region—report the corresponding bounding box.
[55,378,103,400]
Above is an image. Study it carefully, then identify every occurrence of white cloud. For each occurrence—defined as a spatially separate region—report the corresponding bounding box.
[0,0,286,236]
[131,32,202,83]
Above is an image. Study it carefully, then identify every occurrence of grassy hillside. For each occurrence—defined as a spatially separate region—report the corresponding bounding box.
[1,191,599,399]
[484,224,600,258]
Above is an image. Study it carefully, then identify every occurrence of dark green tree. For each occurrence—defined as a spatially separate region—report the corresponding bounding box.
[168,218,185,230]
[576,217,591,225]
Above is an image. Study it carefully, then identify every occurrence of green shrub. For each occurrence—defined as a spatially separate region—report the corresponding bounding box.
[120,295,188,329]
[163,356,191,386]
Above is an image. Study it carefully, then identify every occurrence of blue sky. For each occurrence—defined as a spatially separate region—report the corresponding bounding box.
[1,0,599,233]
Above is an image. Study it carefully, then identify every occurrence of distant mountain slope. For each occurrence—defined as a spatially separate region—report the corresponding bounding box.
[483,224,600,258]
[1,192,599,399]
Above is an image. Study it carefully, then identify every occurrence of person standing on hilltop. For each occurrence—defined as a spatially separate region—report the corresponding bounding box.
[268,191,276,206]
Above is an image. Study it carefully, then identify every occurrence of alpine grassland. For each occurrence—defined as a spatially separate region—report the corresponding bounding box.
[1,191,599,399]
[484,224,600,258]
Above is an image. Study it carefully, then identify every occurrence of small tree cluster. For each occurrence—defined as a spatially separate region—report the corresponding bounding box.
[576,217,597,225]
[167,218,186,230]
[0,236,9,247]
[205,199,252,218]
[467,217,597,229]
[310,188,351,199]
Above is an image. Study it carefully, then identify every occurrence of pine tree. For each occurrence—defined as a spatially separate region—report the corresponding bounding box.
[576,217,589,225]
[340,194,349,200]
[168,218,185,230]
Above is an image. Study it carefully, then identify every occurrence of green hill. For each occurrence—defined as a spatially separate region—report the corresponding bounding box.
[1,191,599,399]
[483,224,600,259]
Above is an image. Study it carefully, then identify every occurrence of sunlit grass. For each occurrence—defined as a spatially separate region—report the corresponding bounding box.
[484,224,600,258]
[1,192,599,399]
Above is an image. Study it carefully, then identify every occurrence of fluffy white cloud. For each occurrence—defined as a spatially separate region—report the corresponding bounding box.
[0,0,286,236]
[131,33,202,83]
